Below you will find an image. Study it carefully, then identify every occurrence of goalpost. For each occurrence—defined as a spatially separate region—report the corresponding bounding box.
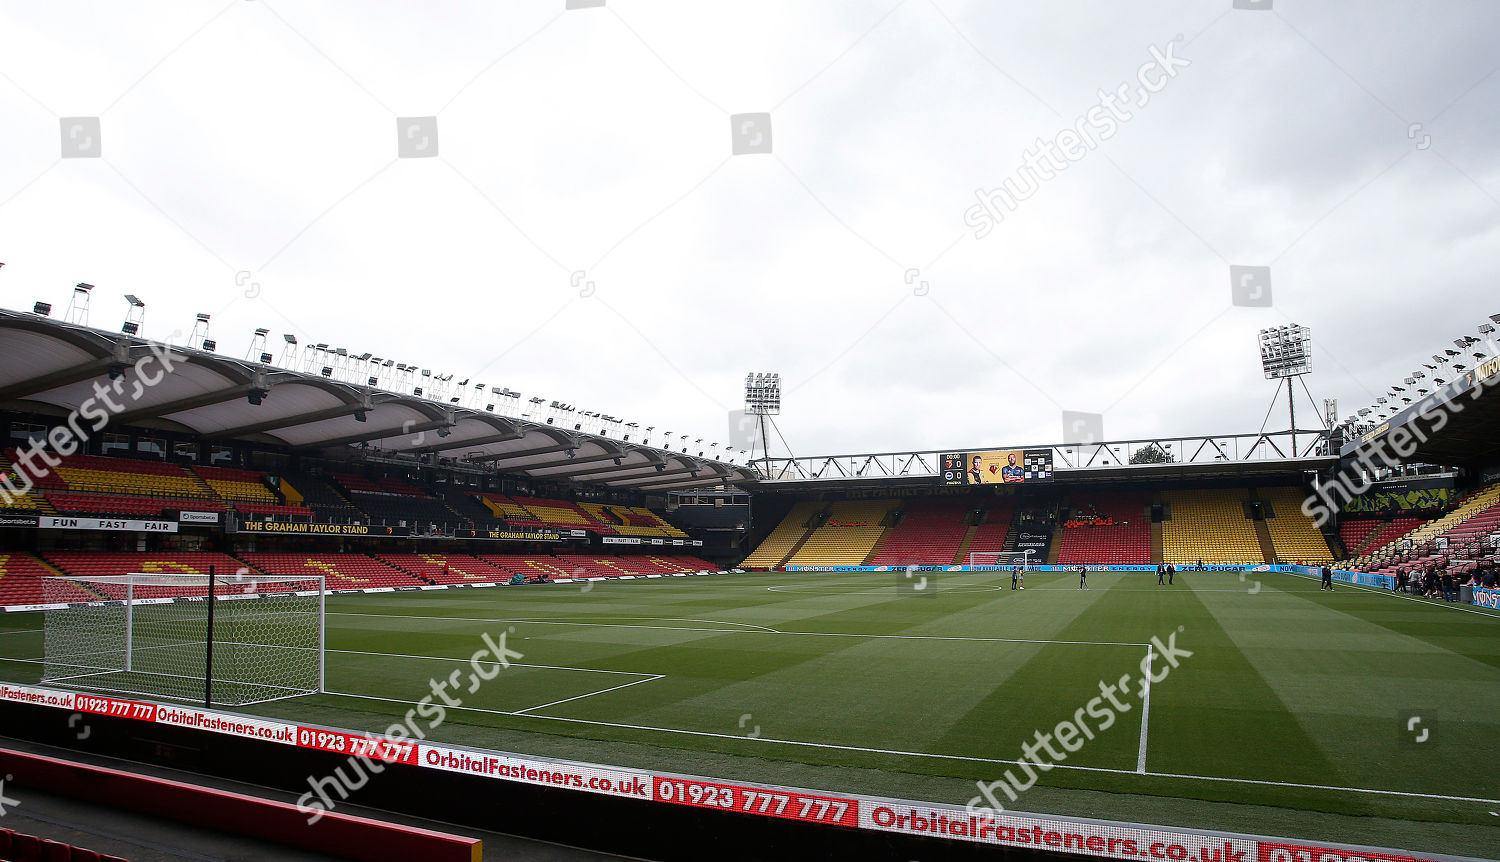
[968,550,1034,571]
[41,570,324,707]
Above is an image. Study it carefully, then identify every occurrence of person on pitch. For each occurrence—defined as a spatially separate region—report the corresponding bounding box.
[1011,567,1019,590]
[1167,564,1175,585]
[1320,564,1334,591]
[1157,564,1165,585]
[1078,564,1088,589]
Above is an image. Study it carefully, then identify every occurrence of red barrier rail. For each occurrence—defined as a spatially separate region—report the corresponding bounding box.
[0,748,481,862]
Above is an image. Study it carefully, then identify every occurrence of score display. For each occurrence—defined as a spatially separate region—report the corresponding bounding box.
[942,449,1054,485]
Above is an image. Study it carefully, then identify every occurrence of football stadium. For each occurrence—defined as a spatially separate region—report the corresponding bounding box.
[2,4,1500,862]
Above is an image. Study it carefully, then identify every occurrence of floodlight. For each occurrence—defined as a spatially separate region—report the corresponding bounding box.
[32,302,51,316]
[1481,323,1497,335]
[1257,325,1311,379]
[284,333,297,344]
[745,370,782,414]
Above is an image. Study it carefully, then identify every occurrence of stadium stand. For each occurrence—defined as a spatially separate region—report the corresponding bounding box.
[279,473,365,523]
[868,497,973,566]
[1161,488,1265,564]
[964,498,1017,562]
[1345,517,1422,557]
[783,499,895,566]
[0,552,97,605]
[1345,482,1500,578]
[190,464,279,504]
[510,496,614,533]
[42,551,255,599]
[477,554,575,581]
[741,501,825,568]
[238,553,423,589]
[46,492,226,518]
[18,452,212,498]
[378,552,515,583]
[1055,490,1152,564]
[1259,487,1335,563]
[436,492,509,530]
[578,502,687,538]
[554,553,714,578]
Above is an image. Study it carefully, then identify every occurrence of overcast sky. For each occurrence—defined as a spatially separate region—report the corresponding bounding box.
[2,1,1497,463]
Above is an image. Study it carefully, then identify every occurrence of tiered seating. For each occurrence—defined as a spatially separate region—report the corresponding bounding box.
[784,500,895,566]
[1350,517,1422,557]
[27,452,212,498]
[509,496,614,533]
[475,493,539,523]
[966,498,1017,561]
[330,472,384,494]
[869,498,973,566]
[0,452,45,511]
[438,493,509,529]
[47,492,226,517]
[190,464,278,504]
[1346,483,1500,580]
[43,552,252,599]
[348,492,462,527]
[620,507,688,538]
[378,553,515,584]
[1258,487,1334,563]
[232,502,315,519]
[281,473,362,522]
[477,554,576,581]
[577,503,686,537]
[0,552,97,605]
[742,501,825,568]
[1161,488,1264,564]
[1055,491,1152,564]
[238,553,423,589]
[1337,519,1382,555]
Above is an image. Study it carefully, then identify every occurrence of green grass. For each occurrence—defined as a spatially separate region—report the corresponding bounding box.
[3,570,1499,858]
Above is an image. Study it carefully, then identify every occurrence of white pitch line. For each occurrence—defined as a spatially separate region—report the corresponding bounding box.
[314,689,1500,806]
[328,612,1146,647]
[511,674,665,715]
[328,647,657,677]
[1137,642,1152,774]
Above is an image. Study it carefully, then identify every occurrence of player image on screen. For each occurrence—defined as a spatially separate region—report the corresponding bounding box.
[969,454,984,484]
[1000,452,1024,483]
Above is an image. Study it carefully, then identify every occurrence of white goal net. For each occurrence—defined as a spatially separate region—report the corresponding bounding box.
[41,572,324,707]
[968,550,1034,570]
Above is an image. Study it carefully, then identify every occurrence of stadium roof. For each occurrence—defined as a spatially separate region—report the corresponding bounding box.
[0,310,754,492]
[1341,356,1500,470]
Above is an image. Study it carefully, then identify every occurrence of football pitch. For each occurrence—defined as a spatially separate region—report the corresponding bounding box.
[3,569,1499,858]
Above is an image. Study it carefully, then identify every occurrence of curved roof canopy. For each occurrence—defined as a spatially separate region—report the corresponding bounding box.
[0,310,751,492]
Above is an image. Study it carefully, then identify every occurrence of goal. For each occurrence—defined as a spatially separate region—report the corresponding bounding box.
[968,550,1034,570]
[41,571,324,707]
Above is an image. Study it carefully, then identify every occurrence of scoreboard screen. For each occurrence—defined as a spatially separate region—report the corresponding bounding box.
[942,449,1054,485]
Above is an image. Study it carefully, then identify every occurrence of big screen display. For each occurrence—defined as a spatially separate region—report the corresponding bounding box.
[941,449,1054,485]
